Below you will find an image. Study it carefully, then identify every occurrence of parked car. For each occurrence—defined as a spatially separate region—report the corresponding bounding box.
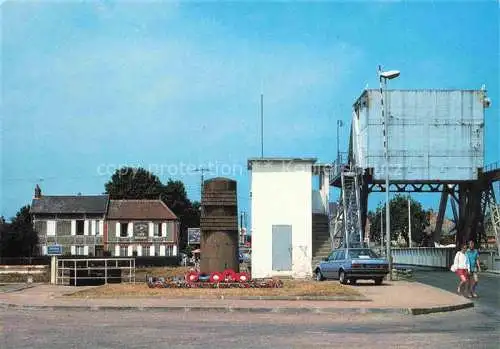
[314,248,389,285]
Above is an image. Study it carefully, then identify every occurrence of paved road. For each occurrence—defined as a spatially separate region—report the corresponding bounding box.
[413,270,500,316]
[1,307,499,349]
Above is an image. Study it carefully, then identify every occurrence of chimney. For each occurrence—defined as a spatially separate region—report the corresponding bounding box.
[34,184,42,199]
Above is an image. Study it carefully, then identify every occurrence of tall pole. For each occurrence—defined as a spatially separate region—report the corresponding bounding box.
[408,198,413,248]
[260,94,264,158]
[379,65,392,280]
[194,167,210,199]
[336,120,340,163]
[381,206,384,255]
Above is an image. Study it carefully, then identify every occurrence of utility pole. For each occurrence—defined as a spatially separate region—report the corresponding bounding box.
[260,94,264,158]
[194,167,210,199]
[380,207,384,256]
[408,198,413,248]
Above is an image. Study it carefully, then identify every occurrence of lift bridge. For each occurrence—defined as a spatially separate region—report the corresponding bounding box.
[329,89,500,256]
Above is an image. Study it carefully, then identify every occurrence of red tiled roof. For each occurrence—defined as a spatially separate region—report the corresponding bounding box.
[106,200,177,220]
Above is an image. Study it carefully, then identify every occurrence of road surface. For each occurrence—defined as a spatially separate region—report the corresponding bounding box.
[412,269,500,316]
[1,307,499,349]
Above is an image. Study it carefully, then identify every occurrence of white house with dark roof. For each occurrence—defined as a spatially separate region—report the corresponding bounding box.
[30,186,108,256]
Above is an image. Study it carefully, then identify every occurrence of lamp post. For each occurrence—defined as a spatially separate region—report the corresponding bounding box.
[378,65,400,281]
[336,120,343,164]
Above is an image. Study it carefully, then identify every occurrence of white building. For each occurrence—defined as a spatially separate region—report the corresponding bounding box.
[248,158,330,279]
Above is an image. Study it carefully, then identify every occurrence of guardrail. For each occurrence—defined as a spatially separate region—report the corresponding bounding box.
[484,161,499,173]
[391,247,455,269]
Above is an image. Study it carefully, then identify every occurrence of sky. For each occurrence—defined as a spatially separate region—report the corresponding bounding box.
[1,0,499,224]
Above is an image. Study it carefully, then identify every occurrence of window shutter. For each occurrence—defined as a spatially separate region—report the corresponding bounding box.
[127,245,133,256]
[137,245,142,256]
[71,220,76,236]
[99,220,104,236]
[42,245,47,255]
[161,223,167,238]
[71,246,76,255]
[172,245,178,256]
[91,220,96,236]
[83,246,89,255]
[149,245,155,256]
[128,223,133,237]
[159,245,166,256]
[115,245,120,257]
[148,222,154,237]
[84,220,89,236]
[116,222,121,237]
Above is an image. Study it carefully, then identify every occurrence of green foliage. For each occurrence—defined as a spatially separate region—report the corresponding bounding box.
[104,167,201,251]
[0,205,39,257]
[367,195,430,246]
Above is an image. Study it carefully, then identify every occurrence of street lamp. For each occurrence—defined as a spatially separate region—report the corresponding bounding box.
[378,65,400,281]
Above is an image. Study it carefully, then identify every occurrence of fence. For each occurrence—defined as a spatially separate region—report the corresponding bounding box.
[57,258,135,286]
[391,247,455,269]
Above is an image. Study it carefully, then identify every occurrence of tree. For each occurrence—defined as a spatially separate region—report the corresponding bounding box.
[0,205,39,258]
[104,167,201,251]
[367,195,430,246]
[105,167,163,199]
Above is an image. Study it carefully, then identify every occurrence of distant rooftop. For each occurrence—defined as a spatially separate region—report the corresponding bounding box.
[107,200,178,220]
[247,157,317,170]
[31,195,109,214]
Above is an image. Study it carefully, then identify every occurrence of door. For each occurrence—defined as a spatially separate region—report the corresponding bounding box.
[331,249,346,278]
[272,225,292,271]
[323,251,338,278]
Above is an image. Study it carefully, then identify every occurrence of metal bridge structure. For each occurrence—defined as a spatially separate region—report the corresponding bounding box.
[329,88,499,254]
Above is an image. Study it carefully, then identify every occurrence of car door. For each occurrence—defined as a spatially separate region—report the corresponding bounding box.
[336,249,346,275]
[331,249,345,278]
[323,251,338,278]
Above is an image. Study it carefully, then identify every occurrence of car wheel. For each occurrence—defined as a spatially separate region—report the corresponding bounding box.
[339,270,348,285]
[350,278,357,285]
[315,270,324,281]
[374,277,383,285]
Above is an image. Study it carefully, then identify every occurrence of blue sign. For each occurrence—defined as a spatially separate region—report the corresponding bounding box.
[47,244,62,256]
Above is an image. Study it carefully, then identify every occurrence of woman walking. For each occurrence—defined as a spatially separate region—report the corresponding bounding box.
[452,243,471,297]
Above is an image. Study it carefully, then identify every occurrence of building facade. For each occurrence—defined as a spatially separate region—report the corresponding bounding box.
[105,200,179,257]
[31,186,179,257]
[30,187,108,256]
[248,158,330,279]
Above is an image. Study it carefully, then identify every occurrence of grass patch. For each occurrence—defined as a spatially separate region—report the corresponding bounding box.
[67,279,360,298]
[134,266,192,281]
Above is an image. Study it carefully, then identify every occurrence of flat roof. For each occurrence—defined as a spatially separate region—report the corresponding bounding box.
[248,157,317,170]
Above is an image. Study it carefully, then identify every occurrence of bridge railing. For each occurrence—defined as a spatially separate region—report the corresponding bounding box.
[391,247,455,269]
[484,161,499,173]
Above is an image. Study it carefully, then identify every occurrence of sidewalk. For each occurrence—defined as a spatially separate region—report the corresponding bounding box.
[0,280,473,315]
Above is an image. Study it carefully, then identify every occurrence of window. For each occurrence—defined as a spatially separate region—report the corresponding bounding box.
[335,250,346,261]
[120,223,128,237]
[165,245,174,256]
[46,220,56,236]
[348,249,379,259]
[154,223,161,237]
[75,246,85,255]
[120,246,128,256]
[76,220,84,235]
[327,251,338,261]
[95,245,104,257]
[95,220,101,236]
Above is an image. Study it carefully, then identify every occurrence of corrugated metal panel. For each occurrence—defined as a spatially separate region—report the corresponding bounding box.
[353,90,485,181]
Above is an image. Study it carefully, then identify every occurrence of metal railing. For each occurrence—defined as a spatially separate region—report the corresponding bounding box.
[484,161,499,173]
[56,258,135,286]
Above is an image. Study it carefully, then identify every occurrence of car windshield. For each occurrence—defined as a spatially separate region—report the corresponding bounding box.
[348,249,379,259]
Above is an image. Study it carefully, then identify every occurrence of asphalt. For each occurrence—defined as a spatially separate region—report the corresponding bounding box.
[2,307,498,348]
[412,269,500,316]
